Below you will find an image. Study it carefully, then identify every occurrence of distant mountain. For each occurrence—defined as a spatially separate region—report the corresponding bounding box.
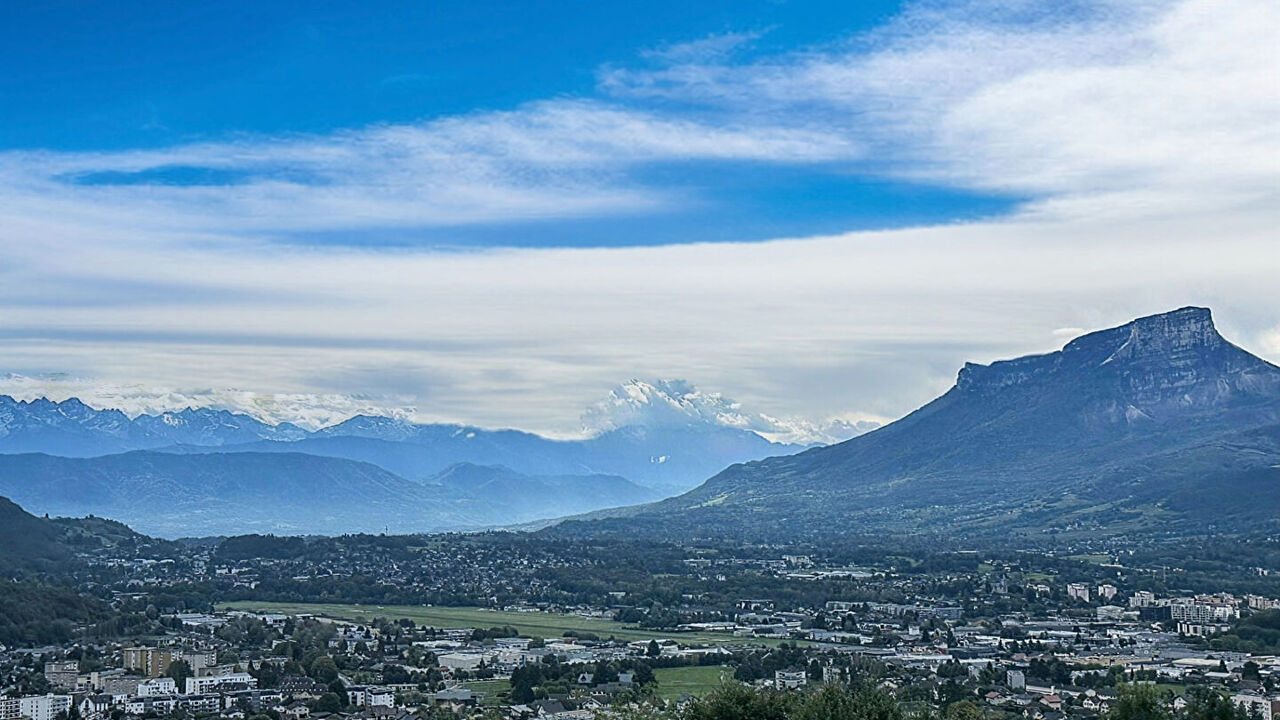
[0,397,303,456]
[560,308,1280,542]
[0,451,458,537]
[155,413,799,491]
[0,452,666,537]
[583,379,880,445]
[427,463,661,524]
[0,387,808,491]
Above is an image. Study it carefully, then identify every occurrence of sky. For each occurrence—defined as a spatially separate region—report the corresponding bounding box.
[0,0,1277,437]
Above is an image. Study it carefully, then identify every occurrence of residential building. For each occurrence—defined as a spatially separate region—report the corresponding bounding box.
[18,695,73,720]
[185,673,256,695]
[43,661,79,689]
[123,647,173,678]
[1067,583,1091,602]
[775,670,808,690]
[1129,591,1157,608]
[1007,670,1026,690]
[137,678,178,697]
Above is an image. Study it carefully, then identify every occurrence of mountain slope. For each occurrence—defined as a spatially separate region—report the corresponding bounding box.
[427,462,661,524]
[0,452,669,537]
[0,451,471,537]
[562,308,1280,541]
[0,494,152,573]
[165,419,797,490]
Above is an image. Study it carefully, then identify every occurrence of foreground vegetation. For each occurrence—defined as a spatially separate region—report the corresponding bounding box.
[612,681,1257,720]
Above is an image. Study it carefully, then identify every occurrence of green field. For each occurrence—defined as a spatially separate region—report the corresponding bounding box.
[653,665,733,701]
[459,679,511,706]
[217,601,793,647]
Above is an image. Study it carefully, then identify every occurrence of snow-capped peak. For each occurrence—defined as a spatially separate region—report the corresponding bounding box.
[581,379,879,446]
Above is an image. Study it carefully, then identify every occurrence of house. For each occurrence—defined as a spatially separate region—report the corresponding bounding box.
[432,688,475,708]
[78,695,114,720]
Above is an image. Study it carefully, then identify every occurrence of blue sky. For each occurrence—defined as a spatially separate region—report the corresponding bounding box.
[4,1,901,149]
[1,0,1019,247]
[0,0,1277,435]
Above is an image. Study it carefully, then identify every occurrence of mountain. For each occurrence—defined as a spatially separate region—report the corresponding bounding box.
[583,379,880,445]
[0,386,807,491]
[0,397,303,456]
[0,452,667,537]
[163,415,798,491]
[427,463,661,524]
[0,494,149,573]
[560,308,1280,542]
[0,451,467,537]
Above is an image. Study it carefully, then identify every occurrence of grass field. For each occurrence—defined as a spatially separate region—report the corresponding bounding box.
[459,679,511,706]
[217,601,794,647]
[653,665,733,701]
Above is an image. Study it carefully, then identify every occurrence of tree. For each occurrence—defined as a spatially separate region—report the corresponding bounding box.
[647,640,662,658]
[683,682,792,720]
[309,656,339,683]
[165,660,192,688]
[946,700,985,720]
[1181,687,1249,720]
[1108,683,1170,720]
[311,693,342,714]
[632,661,656,686]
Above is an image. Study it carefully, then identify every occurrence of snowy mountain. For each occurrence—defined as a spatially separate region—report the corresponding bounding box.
[0,379,845,490]
[583,379,879,445]
[0,396,304,456]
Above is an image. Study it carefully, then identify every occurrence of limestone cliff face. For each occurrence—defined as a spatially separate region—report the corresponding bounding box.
[635,308,1280,539]
[955,307,1280,426]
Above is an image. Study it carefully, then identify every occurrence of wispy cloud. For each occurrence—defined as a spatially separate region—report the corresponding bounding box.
[0,101,856,237]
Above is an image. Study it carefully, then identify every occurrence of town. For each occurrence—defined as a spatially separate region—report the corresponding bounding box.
[3,531,1278,720]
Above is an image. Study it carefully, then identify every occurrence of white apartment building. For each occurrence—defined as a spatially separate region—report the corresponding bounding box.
[1169,599,1237,623]
[17,695,72,720]
[1129,590,1157,608]
[1067,583,1091,602]
[137,677,178,697]
[185,673,256,695]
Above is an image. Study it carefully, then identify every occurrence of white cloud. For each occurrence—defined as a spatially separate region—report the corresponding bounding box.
[0,100,855,236]
[601,0,1280,222]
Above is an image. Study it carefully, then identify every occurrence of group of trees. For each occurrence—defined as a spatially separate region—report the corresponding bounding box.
[508,656,657,704]
[615,682,1264,720]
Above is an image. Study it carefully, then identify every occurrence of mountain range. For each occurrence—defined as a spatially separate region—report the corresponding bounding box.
[0,445,673,536]
[557,307,1280,542]
[6,307,1276,541]
[0,382,810,490]
[0,381,823,535]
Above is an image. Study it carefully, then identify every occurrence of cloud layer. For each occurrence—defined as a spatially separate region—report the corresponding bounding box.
[0,0,1276,436]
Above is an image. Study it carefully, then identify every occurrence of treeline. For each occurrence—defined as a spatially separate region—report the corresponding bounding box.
[619,682,1258,720]
[1209,610,1280,654]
